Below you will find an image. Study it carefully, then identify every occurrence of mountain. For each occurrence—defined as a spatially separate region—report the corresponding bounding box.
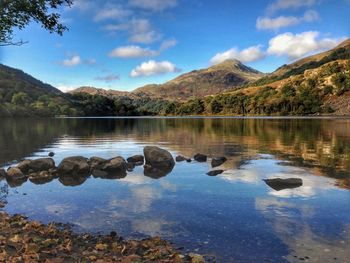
[70,86,134,98]
[253,39,350,87]
[0,64,62,97]
[133,59,264,100]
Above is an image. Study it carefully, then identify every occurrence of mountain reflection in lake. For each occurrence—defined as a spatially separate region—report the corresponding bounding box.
[1,117,350,262]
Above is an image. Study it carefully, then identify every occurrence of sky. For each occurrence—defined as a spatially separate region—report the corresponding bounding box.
[0,0,349,92]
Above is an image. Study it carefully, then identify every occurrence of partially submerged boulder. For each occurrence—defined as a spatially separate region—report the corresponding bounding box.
[16,160,32,173]
[48,152,55,157]
[92,157,127,179]
[58,156,90,175]
[264,178,303,191]
[176,155,192,162]
[207,170,224,176]
[211,157,227,168]
[144,146,175,168]
[59,174,89,186]
[28,158,55,172]
[194,153,207,162]
[89,157,107,171]
[7,167,26,179]
[127,155,144,165]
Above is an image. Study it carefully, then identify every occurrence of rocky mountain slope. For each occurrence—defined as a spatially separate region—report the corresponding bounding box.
[133,59,264,100]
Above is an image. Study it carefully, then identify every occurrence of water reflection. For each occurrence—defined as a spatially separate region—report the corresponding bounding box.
[1,117,350,262]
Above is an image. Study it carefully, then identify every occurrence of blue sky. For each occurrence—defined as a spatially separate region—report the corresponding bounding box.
[0,0,349,92]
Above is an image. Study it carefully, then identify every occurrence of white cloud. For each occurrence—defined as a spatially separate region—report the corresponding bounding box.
[62,55,82,67]
[129,0,177,11]
[105,19,161,44]
[159,39,177,51]
[267,31,346,59]
[94,4,132,22]
[130,60,180,77]
[69,0,95,12]
[210,45,265,65]
[256,10,319,31]
[108,39,176,59]
[267,0,317,13]
[109,45,158,58]
[56,84,77,92]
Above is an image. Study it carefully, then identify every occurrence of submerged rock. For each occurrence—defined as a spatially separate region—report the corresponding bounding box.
[194,153,207,162]
[176,155,187,162]
[48,152,55,157]
[264,178,303,191]
[58,156,90,175]
[211,157,227,167]
[144,146,175,168]
[207,170,224,176]
[127,155,144,164]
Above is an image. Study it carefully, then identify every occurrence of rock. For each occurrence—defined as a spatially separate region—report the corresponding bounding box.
[207,170,224,176]
[175,155,187,162]
[186,158,192,163]
[89,157,107,171]
[92,157,127,179]
[127,155,144,164]
[188,253,205,263]
[144,146,175,168]
[0,168,7,178]
[16,160,32,173]
[7,167,26,179]
[100,157,127,173]
[264,178,303,191]
[144,164,174,179]
[211,157,227,167]
[48,152,55,157]
[28,158,55,172]
[194,153,207,162]
[58,156,90,175]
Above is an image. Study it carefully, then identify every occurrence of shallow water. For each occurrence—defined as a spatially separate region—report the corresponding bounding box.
[1,118,350,262]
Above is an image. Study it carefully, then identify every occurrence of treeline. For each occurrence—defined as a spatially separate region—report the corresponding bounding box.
[1,60,349,117]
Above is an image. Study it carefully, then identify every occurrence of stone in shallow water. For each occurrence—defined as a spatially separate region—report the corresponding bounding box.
[7,167,26,179]
[263,178,303,191]
[58,156,90,175]
[0,168,7,178]
[207,170,224,176]
[211,157,227,168]
[144,146,175,168]
[127,155,144,164]
[176,155,187,162]
[28,158,55,172]
[194,153,207,162]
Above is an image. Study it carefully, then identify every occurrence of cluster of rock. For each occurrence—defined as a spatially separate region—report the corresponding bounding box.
[0,146,303,191]
[0,146,233,188]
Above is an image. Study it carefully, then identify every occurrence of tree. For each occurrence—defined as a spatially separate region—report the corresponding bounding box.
[11,92,30,105]
[0,0,72,46]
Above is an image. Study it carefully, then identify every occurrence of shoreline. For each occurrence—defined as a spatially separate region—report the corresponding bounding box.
[0,208,205,262]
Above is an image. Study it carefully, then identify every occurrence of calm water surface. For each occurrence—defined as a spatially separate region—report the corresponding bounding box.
[0,118,350,262]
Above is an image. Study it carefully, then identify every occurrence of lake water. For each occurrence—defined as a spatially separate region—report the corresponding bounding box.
[0,118,350,262]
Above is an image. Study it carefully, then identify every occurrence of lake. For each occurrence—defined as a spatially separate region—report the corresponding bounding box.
[0,117,350,262]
